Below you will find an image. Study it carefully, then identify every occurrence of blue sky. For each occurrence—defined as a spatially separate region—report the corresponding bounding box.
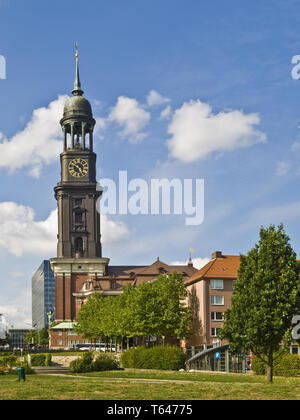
[1,0,300,327]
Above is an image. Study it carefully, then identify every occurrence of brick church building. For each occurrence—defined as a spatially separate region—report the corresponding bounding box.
[49,50,197,348]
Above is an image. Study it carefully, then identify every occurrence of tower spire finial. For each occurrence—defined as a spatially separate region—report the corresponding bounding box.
[72,42,84,96]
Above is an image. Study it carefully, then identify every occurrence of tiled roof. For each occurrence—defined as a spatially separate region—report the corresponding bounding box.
[185,254,241,286]
[107,260,197,279]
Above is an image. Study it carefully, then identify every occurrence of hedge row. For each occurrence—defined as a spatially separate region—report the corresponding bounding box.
[120,346,187,370]
[27,353,52,367]
[69,353,120,373]
[0,355,34,375]
[252,352,300,377]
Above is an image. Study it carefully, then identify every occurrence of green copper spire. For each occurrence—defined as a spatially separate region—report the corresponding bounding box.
[72,42,84,96]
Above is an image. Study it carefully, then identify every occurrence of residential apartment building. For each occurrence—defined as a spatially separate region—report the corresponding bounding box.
[184,250,300,356]
[184,251,241,352]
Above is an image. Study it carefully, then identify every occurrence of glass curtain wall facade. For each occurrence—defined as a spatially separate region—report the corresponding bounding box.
[32,260,55,330]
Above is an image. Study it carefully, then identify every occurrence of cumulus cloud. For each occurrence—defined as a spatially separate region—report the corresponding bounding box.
[0,301,32,330]
[167,100,266,163]
[0,95,67,178]
[171,257,210,270]
[0,202,57,257]
[101,215,128,244]
[160,105,172,120]
[108,96,151,143]
[146,90,170,107]
[0,202,129,257]
[94,117,108,140]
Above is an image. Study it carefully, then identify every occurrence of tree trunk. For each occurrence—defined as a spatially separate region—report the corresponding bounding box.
[267,354,273,383]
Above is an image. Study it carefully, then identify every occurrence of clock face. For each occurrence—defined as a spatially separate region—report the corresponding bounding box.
[69,158,89,178]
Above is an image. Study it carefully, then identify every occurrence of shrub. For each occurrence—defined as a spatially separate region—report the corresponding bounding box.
[0,356,18,373]
[252,352,300,377]
[121,346,147,369]
[69,352,94,373]
[69,352,120,373]
[121,346,187,370]
[93,354,119,372]
[29,354,47,366]
[45,353,52,366]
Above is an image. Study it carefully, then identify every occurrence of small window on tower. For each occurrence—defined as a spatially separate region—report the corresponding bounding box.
[75,199,82,206]
[75,237,83,252]
[75,212,83,223]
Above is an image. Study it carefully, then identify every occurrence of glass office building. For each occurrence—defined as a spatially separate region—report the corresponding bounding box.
[32,260,55,330]
[8,329,30,349]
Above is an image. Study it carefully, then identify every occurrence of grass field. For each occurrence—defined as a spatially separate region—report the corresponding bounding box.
[0,370,300,400]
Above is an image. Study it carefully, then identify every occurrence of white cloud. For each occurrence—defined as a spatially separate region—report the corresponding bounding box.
[275,161,290,176]
[146,90,170,107]
[94,117,108,140]
[167,100,266,163]
[0,95,67,178]
[0,202,57,257]
[101,215,128,244]
[0,202,129,257]
[0,302,32,330]
[171,257,210,270]
[109,96,151,143]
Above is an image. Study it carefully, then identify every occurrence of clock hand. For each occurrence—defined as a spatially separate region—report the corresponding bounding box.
[73,163,83,174]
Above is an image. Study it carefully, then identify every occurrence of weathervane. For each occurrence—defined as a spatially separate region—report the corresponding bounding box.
[75,42,79,60]
[72,42,83,96]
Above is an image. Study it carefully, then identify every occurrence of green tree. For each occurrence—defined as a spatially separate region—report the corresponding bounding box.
[119,272,192,344]
[74,293,106,343]
[74,272,192,350]
[153,272,192,341]
[0,331,10,347]
[219,224,300,382]
[39,328,49,347]
[24,330,39,346]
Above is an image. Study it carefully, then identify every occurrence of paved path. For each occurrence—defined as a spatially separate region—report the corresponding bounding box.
[39,373,261,386]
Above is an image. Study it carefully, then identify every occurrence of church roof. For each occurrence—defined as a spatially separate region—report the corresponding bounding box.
[63,95,92,117]
[107,259,197,279]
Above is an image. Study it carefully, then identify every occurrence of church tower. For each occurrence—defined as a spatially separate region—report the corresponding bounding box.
[56,47,101,259]
[50,46,109,324]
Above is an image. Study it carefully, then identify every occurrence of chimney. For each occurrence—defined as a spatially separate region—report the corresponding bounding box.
[212,251,223,259]
[187,258,193,267]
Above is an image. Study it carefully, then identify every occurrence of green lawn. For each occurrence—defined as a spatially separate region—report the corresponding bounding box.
[0,370,300,400]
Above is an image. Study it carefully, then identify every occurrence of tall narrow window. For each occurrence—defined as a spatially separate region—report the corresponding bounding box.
[75,237,83,252]
[75,212,83,223]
